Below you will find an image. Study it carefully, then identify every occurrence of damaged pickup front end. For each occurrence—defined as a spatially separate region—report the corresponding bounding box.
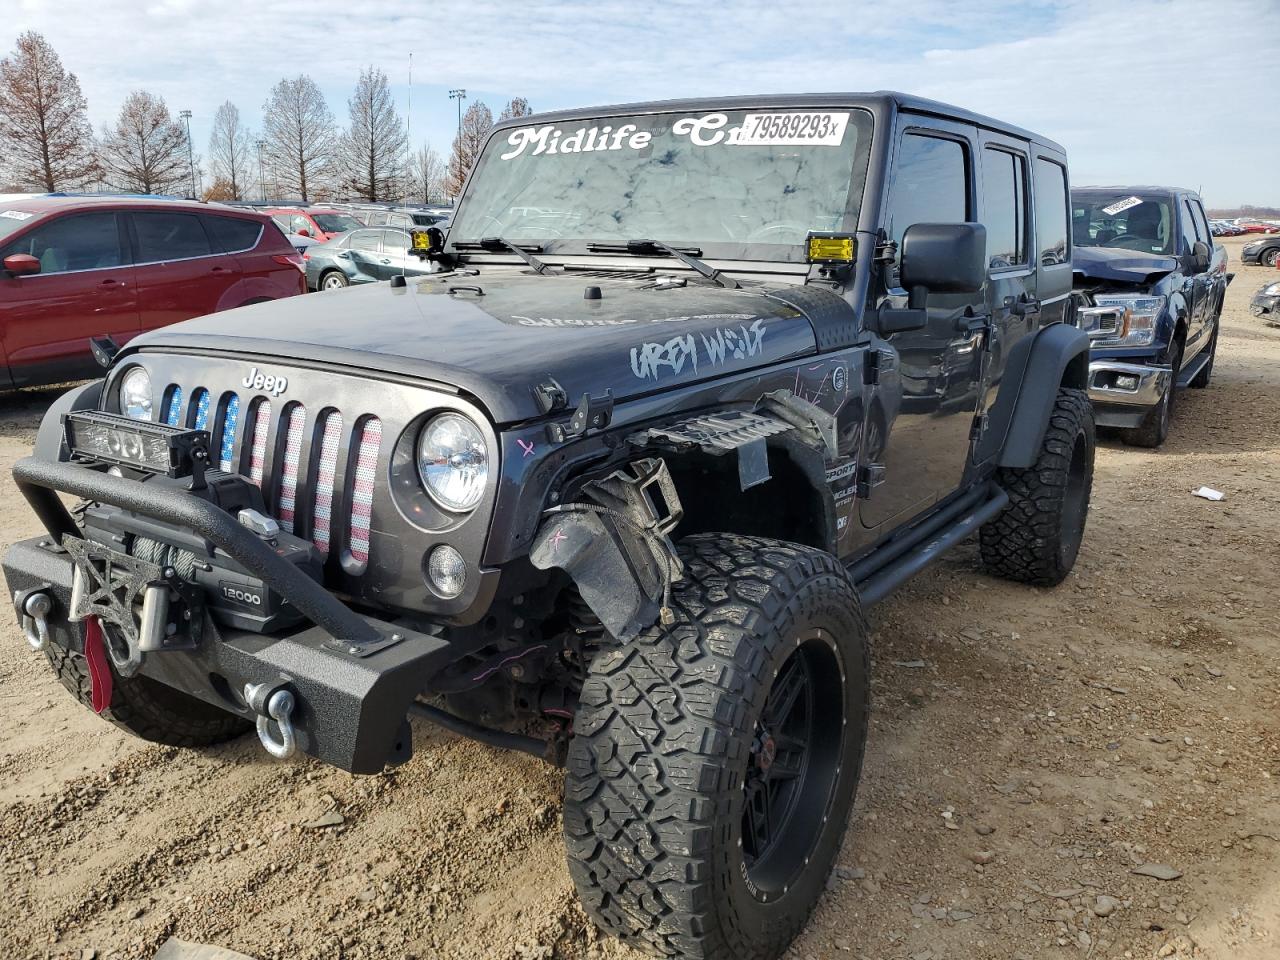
[1071,246,1182,431]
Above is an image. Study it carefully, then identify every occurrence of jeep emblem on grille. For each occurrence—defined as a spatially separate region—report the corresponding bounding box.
[242,367,289,397]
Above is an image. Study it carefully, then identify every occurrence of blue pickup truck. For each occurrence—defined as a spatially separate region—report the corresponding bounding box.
[1070,187,1231,447]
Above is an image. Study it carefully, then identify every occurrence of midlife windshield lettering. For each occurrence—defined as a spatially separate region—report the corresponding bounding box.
[500,112,850,160]
[501,124,652,160]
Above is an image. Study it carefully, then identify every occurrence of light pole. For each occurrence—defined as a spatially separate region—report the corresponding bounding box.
[255,139,266,201]
[447,89,466,201]
[448,88,466,136]
[179,110,196,199]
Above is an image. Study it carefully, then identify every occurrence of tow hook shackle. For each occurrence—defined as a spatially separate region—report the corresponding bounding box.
[244,682,298,760]
[16,590,53,652]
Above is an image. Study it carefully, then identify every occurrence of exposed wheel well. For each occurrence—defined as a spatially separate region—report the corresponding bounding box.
[666,445,830,551]
[1063,349,1088,391]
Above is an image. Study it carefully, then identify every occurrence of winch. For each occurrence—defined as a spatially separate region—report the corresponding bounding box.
[78,469,323,639]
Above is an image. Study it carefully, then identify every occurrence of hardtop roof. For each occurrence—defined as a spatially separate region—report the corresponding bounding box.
[489,91,1065,154]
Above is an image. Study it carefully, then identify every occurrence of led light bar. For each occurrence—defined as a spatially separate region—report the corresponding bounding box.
[63,410,210,478]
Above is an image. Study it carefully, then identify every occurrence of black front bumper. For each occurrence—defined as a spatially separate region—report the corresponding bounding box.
[4,457,457,774]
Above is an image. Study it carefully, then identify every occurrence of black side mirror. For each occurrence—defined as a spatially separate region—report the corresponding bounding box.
[899,223,987,309]
[1190,240,1211,273]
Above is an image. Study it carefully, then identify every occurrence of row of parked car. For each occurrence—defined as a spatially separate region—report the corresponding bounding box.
[1211,218,1280,236]
[0,194,461,389]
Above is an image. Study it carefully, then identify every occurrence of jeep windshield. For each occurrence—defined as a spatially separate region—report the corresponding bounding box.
[448,108,874,263]
[1072,192,1175,256]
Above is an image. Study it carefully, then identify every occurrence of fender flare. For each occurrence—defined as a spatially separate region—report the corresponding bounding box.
[982,323,1089,470]
[34,380,103,462]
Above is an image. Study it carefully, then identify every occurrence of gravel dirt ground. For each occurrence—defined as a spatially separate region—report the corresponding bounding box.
[0,236,1276,960]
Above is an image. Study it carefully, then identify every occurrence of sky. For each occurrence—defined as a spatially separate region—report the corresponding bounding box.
[7,0,1279,207]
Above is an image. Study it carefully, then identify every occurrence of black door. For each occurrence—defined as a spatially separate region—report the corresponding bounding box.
[859,119,987,530]
[974,134,1036,432]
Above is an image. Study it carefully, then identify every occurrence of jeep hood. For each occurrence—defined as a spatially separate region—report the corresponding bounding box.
[128,271,818,424]
[1072,245,1179,286]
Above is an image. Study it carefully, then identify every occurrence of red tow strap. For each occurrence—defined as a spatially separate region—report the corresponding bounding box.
[83,616,112,714]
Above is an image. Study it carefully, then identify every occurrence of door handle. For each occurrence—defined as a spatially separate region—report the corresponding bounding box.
[99,278,121,287]
[1006,295,1041,318]
[955,313,989,334]
[380,258,391,264]
[210,266,228,274]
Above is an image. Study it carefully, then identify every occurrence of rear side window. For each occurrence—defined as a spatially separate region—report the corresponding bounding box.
[886,132,970,272]
[0,211,124,273]
[981,147,1028,269]
[381,228,410,254]
[1032,158,1069,266]
[204,215,262,252]
[133,212,212,262]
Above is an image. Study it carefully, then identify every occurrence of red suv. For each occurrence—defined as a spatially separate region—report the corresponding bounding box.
[266,207,364,241]
[0,197,304,390]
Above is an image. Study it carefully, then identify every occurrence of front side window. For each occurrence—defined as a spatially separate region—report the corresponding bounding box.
[450,107,875,261]
[350,230,380,252]
[1,211,124,274]
[884,132,969,273]
[1033,159,1069,266]
[1179,198,1203,252]
[133,212,212,262]
[1070,191,1172,257]
[982,147,1028,270]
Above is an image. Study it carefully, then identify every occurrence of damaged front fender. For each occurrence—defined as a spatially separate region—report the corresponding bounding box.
[529,458,682,642]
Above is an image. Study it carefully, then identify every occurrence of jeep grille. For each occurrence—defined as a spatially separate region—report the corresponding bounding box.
[163,383,382,561]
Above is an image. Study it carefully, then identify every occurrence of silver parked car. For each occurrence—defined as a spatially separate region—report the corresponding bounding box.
[304,226,431,291]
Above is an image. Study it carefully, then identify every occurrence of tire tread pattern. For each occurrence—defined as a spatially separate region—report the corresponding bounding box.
[563,533,869,960]
[44,642,250,747]
[980,388,1094,586]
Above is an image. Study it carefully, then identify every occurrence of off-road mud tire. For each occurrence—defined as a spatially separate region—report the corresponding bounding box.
[564,533,870,960]
[44,642,250,747]
[980,387,1094,586]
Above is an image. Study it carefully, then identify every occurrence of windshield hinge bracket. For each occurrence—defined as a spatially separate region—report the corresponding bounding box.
[872,241,898,265]
[547,390,614,442]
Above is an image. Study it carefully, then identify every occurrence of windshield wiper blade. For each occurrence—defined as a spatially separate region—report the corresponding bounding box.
[454,236,556,274]
[586,239,740,289]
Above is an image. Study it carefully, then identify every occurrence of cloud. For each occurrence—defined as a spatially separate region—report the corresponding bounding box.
[6,0,1277,204]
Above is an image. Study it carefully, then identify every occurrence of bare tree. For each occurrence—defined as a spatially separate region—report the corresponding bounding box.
[207,100,250,200]
[262,75,335,202]
[0,31,97,191]
[339,66,407,202]
[99,90,189,194]
[446,101,492,198]
[498,97,532,121]
[408,143,446,205]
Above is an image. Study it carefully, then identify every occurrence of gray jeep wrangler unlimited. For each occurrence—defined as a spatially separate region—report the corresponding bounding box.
[4,93,1092,960]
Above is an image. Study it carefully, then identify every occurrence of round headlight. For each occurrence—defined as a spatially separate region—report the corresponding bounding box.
[417,413,488,512]
[120,367,152,421]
